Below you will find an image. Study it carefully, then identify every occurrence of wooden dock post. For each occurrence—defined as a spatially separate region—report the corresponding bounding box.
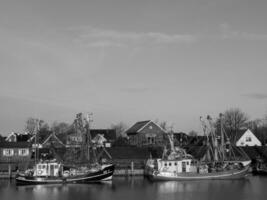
[8,164,12,179]
[131,161,134,176]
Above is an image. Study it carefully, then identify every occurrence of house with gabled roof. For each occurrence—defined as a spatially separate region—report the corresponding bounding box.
[235,129,262,146]
[41,132,66,148]
[5,132,32,142]
[28,132,66,149]
[125,120,167,147]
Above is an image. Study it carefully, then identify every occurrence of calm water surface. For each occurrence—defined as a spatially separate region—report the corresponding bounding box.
[0,176,266,200]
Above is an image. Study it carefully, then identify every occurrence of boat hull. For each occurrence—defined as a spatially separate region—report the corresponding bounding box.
[16,164,115,185]
[147,165,250,181]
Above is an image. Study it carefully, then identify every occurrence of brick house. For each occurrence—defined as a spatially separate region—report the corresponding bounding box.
[125,120,167,147]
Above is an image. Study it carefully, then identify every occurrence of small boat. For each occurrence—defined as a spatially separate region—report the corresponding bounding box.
[145,115,251,181]
[16,113,115,185]
[16,160,115,184]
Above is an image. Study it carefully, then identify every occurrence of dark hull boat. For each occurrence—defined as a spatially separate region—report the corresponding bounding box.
[16,113,115,185]
[16,163,115,185]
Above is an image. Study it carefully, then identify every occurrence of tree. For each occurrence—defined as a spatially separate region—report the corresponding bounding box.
[111,122,128,137]
[223,108,249,141]
[25,117,44,135]
[247,119,267,146]
[188,130,198,137]
[51,122,70,135]
[159,121,167,131]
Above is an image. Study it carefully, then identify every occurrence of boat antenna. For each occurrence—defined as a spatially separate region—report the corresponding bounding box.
[219,113,225,161]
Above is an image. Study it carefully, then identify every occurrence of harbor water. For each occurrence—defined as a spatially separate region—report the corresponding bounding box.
[0,175,267,200]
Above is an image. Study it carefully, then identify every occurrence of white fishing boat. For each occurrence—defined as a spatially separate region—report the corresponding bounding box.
[145,114,251,181]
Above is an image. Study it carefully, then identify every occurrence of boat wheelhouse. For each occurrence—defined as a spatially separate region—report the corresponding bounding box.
[33,161,62,177]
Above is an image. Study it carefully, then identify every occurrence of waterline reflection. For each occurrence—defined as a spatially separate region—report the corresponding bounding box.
[0,176,267,200]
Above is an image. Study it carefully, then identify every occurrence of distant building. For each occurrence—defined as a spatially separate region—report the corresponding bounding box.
[0,142,32,163]
[125,120,166,147]
[66,129,116,148]
[5,132,31,142]
[187,135,208,146]
[236,129,262,146]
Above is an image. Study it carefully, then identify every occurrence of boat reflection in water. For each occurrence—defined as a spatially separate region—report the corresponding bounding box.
[1,177,267,200]
[16,182,114,200]
[154,179,251,200]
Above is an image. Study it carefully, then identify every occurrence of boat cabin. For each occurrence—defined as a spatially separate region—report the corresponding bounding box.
[157,159,198,173]
[34,162,62,177]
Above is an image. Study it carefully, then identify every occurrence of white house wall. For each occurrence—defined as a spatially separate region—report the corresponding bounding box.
[236,129,262,146]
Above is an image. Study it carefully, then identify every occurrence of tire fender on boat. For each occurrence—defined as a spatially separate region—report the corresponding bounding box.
[63,170,70,177]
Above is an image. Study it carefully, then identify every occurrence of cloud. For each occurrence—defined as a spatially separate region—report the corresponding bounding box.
[219,23,267,41]
[242,93,267,100]
[70,26,197,48]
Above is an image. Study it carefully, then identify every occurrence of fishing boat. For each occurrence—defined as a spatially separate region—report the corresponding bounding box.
[16,160,114,184]
[145,114,251,181]
[16,113,115,185]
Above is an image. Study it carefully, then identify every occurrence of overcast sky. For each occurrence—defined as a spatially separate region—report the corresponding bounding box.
[0,0,267,135]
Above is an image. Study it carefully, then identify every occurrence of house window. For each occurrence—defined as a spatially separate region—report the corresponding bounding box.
[3,149,14,156]
[169,163,172,166]
[246,137,252,142]
[147,136,155,144]
[18,149,29,156]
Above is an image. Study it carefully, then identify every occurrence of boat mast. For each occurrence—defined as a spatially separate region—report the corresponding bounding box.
[34,119,39,165]
[85,113,93,162]
[200,116,212,162]
[207,115,218,162]
[220,113,225,162]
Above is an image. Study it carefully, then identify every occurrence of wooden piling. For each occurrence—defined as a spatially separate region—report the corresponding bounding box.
[8,164,12,179]
[131,161,134,176]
